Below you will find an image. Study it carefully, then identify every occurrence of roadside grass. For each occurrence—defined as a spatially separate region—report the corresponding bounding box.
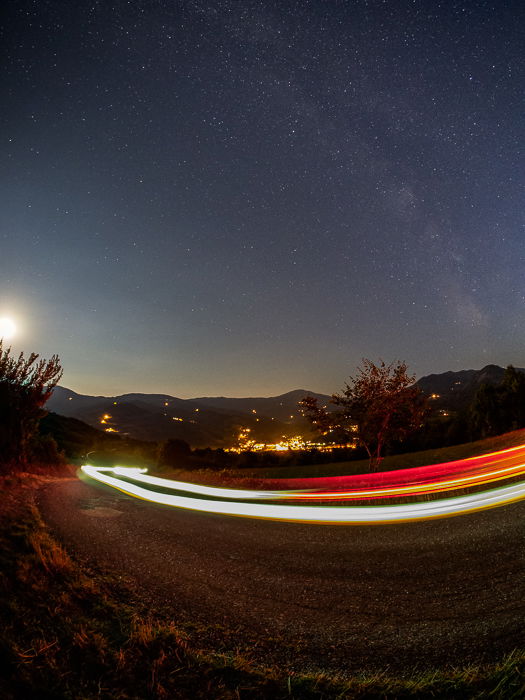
[0,471,524,698]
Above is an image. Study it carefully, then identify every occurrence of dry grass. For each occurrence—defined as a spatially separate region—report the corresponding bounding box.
[130,617,157,646]
[28,527,73,574]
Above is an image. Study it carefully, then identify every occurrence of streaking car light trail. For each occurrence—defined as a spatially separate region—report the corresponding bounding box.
[81,465,525,524]
[110,467,309,500]
[290,461,525,499]
[90,448,525,502]
[279,442,525,490]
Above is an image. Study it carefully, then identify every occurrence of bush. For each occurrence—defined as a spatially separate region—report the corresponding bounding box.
[0,342,62,471]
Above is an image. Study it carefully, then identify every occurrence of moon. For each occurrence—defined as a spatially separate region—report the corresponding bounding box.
[0,317,17,340]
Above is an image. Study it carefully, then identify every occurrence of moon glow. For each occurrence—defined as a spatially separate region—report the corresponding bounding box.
[0,317,17,340]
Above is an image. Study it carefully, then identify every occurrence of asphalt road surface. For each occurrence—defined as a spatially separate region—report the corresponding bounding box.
[39,478,525,674]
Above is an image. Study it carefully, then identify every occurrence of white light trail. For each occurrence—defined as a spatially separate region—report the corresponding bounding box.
[111,466,306,499]
[81,465,525,524]
[98,459,525,501]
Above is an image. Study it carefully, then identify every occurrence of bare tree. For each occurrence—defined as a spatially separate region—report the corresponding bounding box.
[301,359,427,471]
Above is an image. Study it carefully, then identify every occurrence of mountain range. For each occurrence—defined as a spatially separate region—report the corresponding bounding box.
[46,364,524,447]
[416,364,525,411]
[46,386,329,447]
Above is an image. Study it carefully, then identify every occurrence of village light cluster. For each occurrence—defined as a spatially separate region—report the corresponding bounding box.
[100,414,119,434]
[227,428,356,453]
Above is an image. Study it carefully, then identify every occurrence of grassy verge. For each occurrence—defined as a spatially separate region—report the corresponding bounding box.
[0,472,523,699]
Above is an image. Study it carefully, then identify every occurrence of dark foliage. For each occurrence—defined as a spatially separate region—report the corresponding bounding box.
[157,438,192,469]
[0,342,63,470]
[387,365,525,456]
[469,365,525,439]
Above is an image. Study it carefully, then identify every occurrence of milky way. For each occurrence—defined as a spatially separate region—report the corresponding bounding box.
[1,1,523,397]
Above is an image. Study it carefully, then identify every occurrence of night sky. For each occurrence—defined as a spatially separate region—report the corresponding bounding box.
[1,1,524,398]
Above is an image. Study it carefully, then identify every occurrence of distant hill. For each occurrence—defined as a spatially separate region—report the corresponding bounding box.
[39,411,124,460]
[46,367,523,446]
[190,389,331,421]
[415,364,525,412]
[46,387,328,447]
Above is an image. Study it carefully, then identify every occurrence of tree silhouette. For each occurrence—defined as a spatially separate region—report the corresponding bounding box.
[469,383,501,439]
[301,359,427,471]
[0,340,63,468]
[158,438,192,469]
[469,365,525,438]
[501,365,525,430]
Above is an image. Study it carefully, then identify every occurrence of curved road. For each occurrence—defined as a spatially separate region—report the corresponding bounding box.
[40,478,525,674]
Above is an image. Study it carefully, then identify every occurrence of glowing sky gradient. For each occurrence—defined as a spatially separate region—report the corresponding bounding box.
[1,1,524,397]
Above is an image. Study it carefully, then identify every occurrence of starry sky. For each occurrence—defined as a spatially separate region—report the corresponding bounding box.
[1,0,524,398]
